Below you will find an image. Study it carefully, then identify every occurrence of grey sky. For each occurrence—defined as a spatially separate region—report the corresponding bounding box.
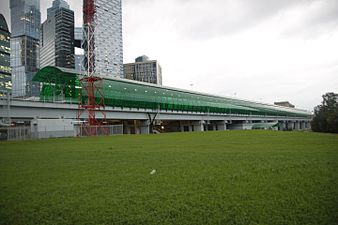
[1,0,337,111]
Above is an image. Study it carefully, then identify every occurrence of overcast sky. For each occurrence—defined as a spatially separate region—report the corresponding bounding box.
[1,0,338,111]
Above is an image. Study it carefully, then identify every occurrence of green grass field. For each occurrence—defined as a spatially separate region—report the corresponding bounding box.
[0,131,337,225]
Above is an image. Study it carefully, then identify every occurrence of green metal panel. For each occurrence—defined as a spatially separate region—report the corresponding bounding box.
[33,66,312,118]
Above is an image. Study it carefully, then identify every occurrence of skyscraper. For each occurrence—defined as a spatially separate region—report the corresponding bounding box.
[41,0,74,69]
[10,0,41,97]
[124,55,163,85]
[74,27,82,48]
[74,27,84,71]
[83,0,123,78]
[0,14,11,93]
[47,0,70,18]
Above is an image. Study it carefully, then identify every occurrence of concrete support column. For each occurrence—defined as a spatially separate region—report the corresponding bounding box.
[179,121,185,132]
[216,121,227,131]
[133,120,140,134]
[294,121,300,130]
[179,121,193,132]
[280,121,287,130]
[286,121,293,130]
[124,124,132,134]
[140,120,150,134]
[193,120,205,132]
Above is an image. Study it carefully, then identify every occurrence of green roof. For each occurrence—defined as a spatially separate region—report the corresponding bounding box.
[33,66,81,85]
[33,66,312,118]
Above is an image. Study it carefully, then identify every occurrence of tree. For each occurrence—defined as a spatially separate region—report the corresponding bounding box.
[311,92,338,133]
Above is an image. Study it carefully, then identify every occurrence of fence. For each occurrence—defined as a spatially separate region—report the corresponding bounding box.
[0,125,124,141]
[75,125,124,137]
[0,127,32,141]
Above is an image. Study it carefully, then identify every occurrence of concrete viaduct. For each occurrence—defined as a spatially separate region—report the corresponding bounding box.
[1,99,311,134]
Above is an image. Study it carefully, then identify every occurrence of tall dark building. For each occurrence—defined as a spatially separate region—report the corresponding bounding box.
[41,0,74,68]
[10,0,41,97]
[0,14,11,93]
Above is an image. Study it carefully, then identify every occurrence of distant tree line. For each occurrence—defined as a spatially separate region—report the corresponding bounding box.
[311,92,338,133]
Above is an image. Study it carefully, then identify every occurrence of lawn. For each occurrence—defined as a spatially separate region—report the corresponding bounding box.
[0,130,337,225]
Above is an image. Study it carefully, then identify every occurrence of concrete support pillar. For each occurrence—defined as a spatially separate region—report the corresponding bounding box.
[193,120,205,132]
[294,121,300,130]
[179,121,184,132]
[189,124,193,132]
[124,124,132,134]
[280,121,287,130]
[140,120,150,134]
[216,121,227,131]
[179,121,194,132]
[286,121,293,130]
[133,120,140,134]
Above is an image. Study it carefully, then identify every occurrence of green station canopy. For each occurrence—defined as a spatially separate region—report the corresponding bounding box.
[32,66,312,118]
[33,66,84,85]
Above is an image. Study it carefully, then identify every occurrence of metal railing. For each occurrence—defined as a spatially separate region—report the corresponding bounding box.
[75,125,123,137]
[0,124,124,141]
[0,127,31,141]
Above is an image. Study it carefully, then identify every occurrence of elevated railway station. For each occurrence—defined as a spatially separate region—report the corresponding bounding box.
[1,66,312,134]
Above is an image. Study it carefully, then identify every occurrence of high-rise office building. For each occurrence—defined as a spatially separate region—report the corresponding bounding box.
[74,27,84,71]
[75,54,84,71]
[0,14,11,93]
[74,27,82,48]
[41,0,74,69]
[124,55,162,85]
[10,0,41,97]
[83,0,123,78]
[47,0,70,18]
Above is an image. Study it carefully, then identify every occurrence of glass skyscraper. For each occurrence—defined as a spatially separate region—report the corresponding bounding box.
[74,27,83,48]
[83,0,123,78]
[74,27,84,71]
[41,0,74,69]
[0,14,11,93]
[47,0,70,18]
[10,0,41,97]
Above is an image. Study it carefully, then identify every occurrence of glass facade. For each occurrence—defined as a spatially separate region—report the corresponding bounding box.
[0,14,12,93]
[83,0,124,78]
[33,67,312,119]
[40,17,55,67]
[75,54,84,71]
[47,0,70,18]
[10,0,41,97]
[74,27,82,48]
[41,0,74,69]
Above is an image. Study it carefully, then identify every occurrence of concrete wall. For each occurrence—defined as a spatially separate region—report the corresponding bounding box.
[31,119,75,139]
